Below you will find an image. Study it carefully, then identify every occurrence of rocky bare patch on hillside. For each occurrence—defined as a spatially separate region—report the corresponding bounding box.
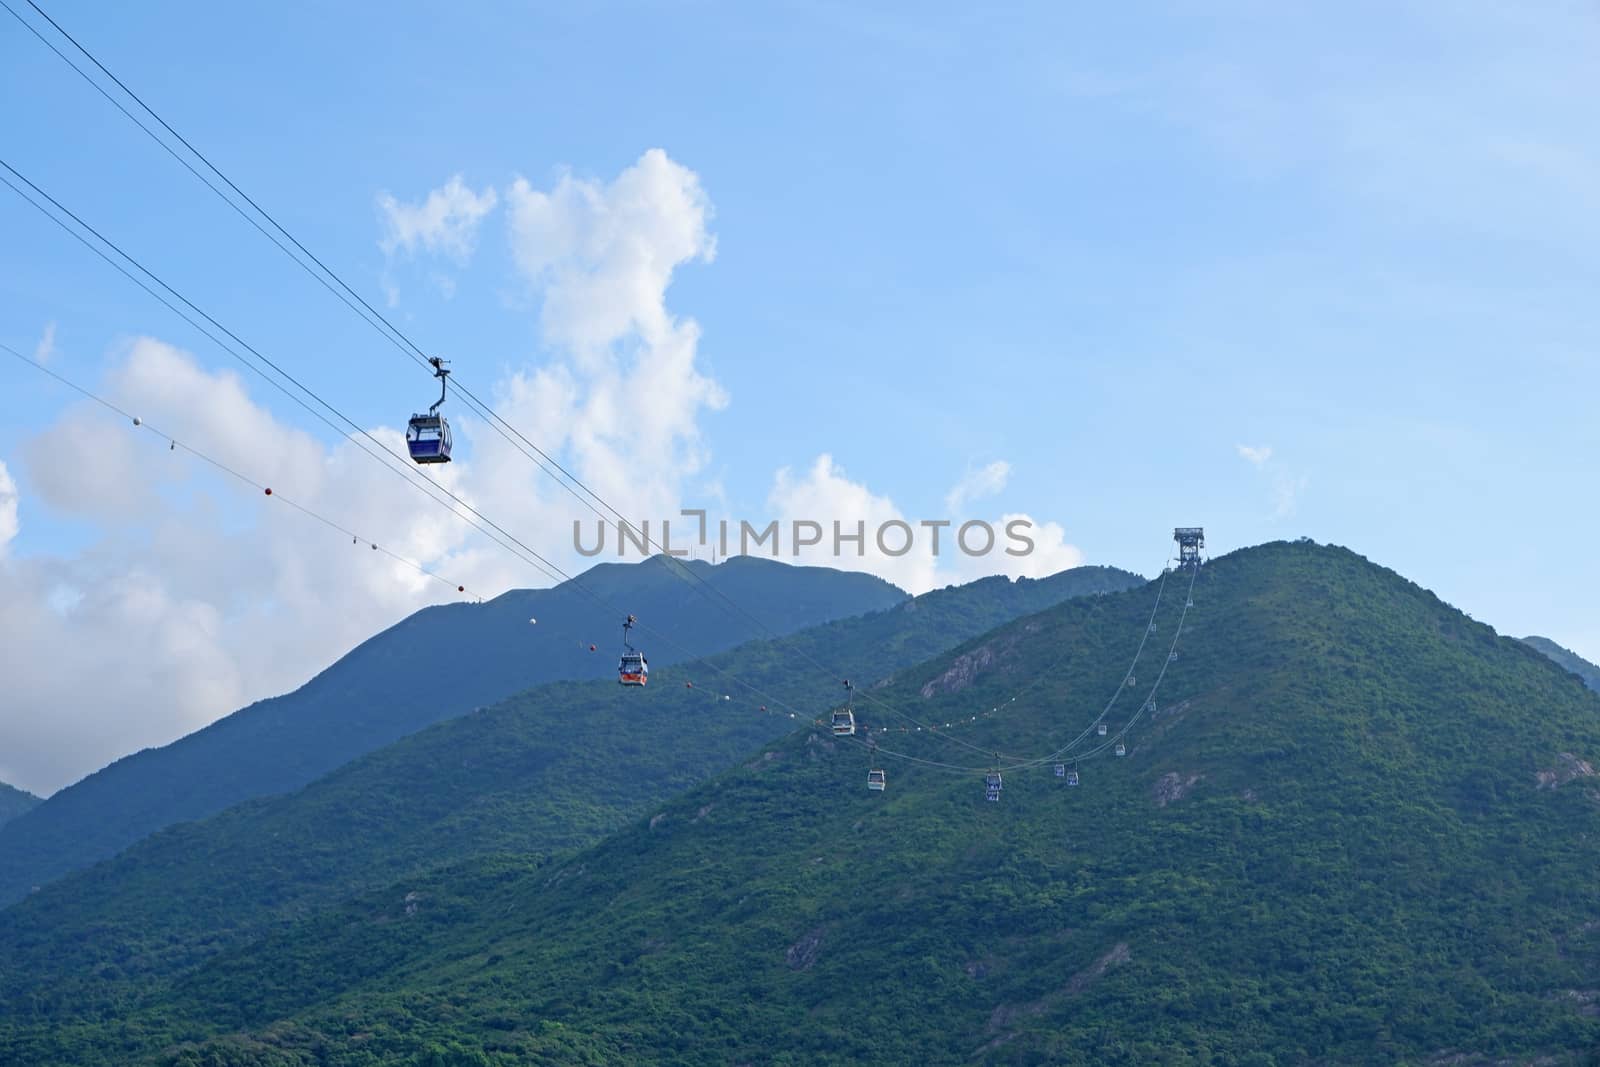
[920,636,1018,697]
[1535,753,1595,790]
[1153,771,1203,807]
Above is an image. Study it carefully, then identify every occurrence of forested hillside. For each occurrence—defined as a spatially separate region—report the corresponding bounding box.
[7,542,1599,1064]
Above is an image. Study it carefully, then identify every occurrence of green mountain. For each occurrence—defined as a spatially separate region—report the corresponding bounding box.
[0,563,1142,1029]
[0,784,37,831]
[1524,635,1600,692]
[0,555,905,906]
[8,541,1600,1064]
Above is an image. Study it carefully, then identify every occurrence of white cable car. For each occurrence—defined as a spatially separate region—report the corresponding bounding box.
[1054,763,1066,778]
[1066,769,1080,786]
[1168,651,1178,663]
[1115,741,1127,757]
[1145,699,1156,713]
[832,679,856,736]
[1097,723,1108,736]
[1186,598,1194,608]
[984,771,1003,802]
[617,614,648,686]
[406,357,453,465]
[867,768,887,791]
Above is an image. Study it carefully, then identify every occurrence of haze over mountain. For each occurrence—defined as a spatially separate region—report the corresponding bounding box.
[0,563,1141,1024]
[0,555,905,905]
[6,541,1599,1064]
[1524,635,1600,692]
[0,784,36,831]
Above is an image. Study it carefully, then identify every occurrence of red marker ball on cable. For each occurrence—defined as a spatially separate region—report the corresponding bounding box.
[264,487,272,496]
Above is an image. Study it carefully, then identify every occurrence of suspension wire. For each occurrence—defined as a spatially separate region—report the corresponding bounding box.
[0,341,477,598]
[1,0,635,520]
[898,562,1167,770]
[834,558,1198,778]
[7,5,1197,766]
[0,147,1183,778]
[0,4,1084,762]
[1010,560,1200,771]
[0,158,575,586]
[0,160,845,729]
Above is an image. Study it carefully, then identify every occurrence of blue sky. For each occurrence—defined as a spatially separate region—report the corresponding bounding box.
[1,1,1596,792]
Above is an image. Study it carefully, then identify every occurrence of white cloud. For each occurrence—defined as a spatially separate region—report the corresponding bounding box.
[1272,471,1308,519]
[1235,444,1272,468]
[0,460,18,555]
[502,149,727,509]
[1235,443,1305,520]
[944,460,1010,514]
[0,339,528,795]
[33,322,55,365]
[377,174,499,262]
[377,175,499,304]
[0,149,1097,795]
[1,151,731,796]
[766,454,1082,594]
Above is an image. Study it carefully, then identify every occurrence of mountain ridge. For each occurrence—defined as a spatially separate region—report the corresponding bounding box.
[0,554,906,906]
[0,563,1144,1017]
[30,540,1597,1065]
[0,784,36,832]
[1523,635,1600,692]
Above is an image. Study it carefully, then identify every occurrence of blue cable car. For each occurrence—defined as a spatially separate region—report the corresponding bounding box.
[984,770,1003,801]
[407,357,453,465]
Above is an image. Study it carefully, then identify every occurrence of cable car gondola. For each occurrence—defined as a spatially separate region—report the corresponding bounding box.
[1115,741,1127,757]
[1054,763,1066,778]
[1066,768,1080,786]
[832,679,856,736]
[984,770,1003,802]
[618,614,648,687]
[406,357,453,464]
[867,768,887,791]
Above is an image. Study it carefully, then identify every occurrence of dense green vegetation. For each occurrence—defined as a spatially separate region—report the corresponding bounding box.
[0,555,908,905]
[0,783,37,830]
[1525,635,1600,692]
[0,563,1140,1027]
[5,541,1600,1064]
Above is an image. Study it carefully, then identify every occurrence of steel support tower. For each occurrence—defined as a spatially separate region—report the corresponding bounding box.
[1174,527,1205,568]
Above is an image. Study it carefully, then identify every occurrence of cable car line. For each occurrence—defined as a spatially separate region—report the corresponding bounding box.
[1010,561,1199,771]
[2,0,664,530]
[0,341,478,599]
[0,159,575,588]
[0,7,1104,764]
[3,7,1168,773]
[0,164,832,735]
[863,563,1170,771]
[14,341,805,726]
[7,5,1208,778]
[2,149,1198,788]
[832,558,1198,781]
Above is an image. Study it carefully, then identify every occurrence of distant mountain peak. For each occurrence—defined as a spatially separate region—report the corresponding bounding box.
[1522,635,1600,692]
[0,782,39,832]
